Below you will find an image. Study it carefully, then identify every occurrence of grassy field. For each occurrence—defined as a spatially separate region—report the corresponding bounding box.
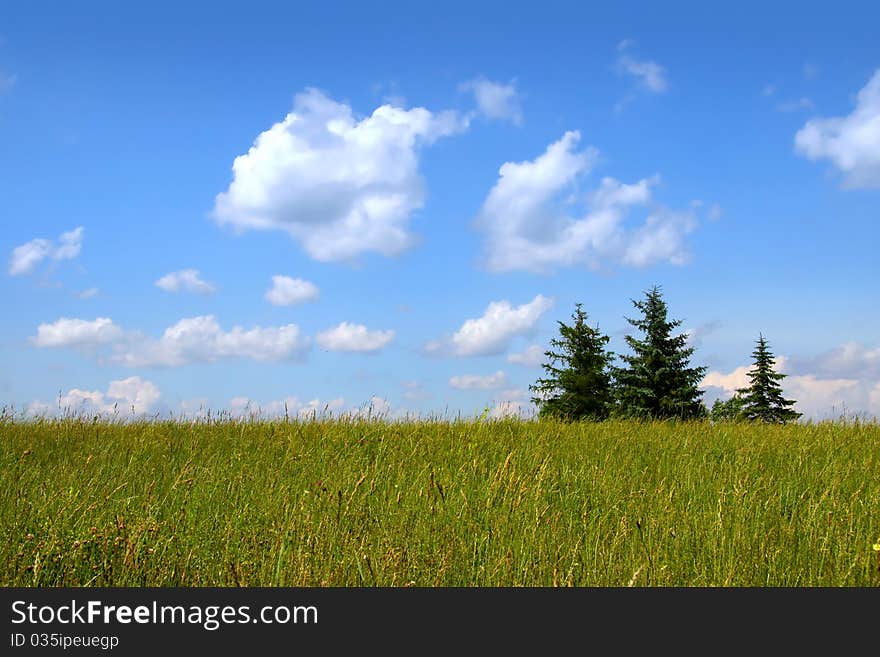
[2,415,878,586]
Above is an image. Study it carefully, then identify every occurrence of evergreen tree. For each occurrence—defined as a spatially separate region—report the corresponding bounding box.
[614,286,707,419]
[709,394,745,422]
[530,303,614,421]
[736,335,802,424]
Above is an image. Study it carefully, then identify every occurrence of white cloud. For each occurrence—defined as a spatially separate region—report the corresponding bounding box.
[116,316,310,367]
[229,395,346,419]
[776,97,814,113]
[8,226,84,276]
[212,88,469,262]
[794,69,880,188]
[616,40,667,93]
[762,84,776,97]
[449,370,507,390]
[427,294,553,357]
[475,132,698,272]
[460,77,523,125]
[32,317,124,347]
[28,377,161,417]
[32,315,310,367]
[789,342,880,381]
[265,275,319,306]
[507,344,546,367]
[489,398,535,419]
[77,287,99,299]
[315,321,395,353]
[155,269,216,294]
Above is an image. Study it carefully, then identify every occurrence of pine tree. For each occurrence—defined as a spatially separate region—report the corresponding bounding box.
[614,286,707,419]
[709,394,745,422]
[529,303,614,421]
[736,335,801,424]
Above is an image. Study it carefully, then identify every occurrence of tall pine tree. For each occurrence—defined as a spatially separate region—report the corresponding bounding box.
[736,335,801,424]
[530,303,614,421]
[615,286,707,419]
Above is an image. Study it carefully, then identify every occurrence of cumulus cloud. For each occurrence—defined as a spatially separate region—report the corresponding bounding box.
[794,69,880,188]
[155,269,216,294]
[212,88,469,262]
[507,344,546,367]
[449,370,508,390]
[788,342,880,381]
[488,390,535,419]
[265,275,320,306]
[32,315,310,367]
[27,377,161,417]
[475,132,698,272]
[316,321,395,353]
[32,317,124,348]
[460,77,523,125]
[8,227,84,276]
[229,395,346,419]
[616,40,667,93]
[702,347,880,419]
[426,294,553,357]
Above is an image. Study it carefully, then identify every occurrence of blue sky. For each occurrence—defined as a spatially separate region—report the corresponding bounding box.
[2,1,879,420]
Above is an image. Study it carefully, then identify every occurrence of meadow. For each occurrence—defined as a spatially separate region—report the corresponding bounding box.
[2,414,878,586]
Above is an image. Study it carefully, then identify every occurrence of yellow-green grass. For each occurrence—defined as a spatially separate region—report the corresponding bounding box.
[2,416,878,586]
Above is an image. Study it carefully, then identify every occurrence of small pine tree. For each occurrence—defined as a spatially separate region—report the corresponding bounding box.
[614,286,707,420]
[709,394,745,422]
[530,303,614,421]
[736,335,802,424]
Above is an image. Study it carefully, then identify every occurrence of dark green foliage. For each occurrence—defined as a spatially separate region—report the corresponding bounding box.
[530,303,614,421]
[736,335,802,424]
[614,286,707,420]
[710,394,745,422]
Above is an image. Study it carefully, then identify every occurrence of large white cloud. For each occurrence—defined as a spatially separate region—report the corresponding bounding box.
[155,269,216,294]
[32,317,124,347]
[212,88,469,262]
[702,347,880,419]
[9,227,84,276]
[794,69,880,188]
[265,275,319,306]
[475,132,698,272]
[460,77,523,125]
[32,315,310,367]
[316,322,394,353]
[449,370,508,390]
[28,377,161,417]
[426,294,553,357]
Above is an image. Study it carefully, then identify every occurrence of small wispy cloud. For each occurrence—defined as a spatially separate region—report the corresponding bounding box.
[155,269,216,295]
[803,62,819,80]
[616,39,667,94]
[460,76,524,125]
[776,97,814,113]
[8,227,84,276]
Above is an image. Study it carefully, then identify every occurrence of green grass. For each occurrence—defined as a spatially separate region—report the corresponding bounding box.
[2,415,878,586]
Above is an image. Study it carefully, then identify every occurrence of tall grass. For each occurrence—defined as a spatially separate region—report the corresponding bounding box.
[1,415,878,586]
